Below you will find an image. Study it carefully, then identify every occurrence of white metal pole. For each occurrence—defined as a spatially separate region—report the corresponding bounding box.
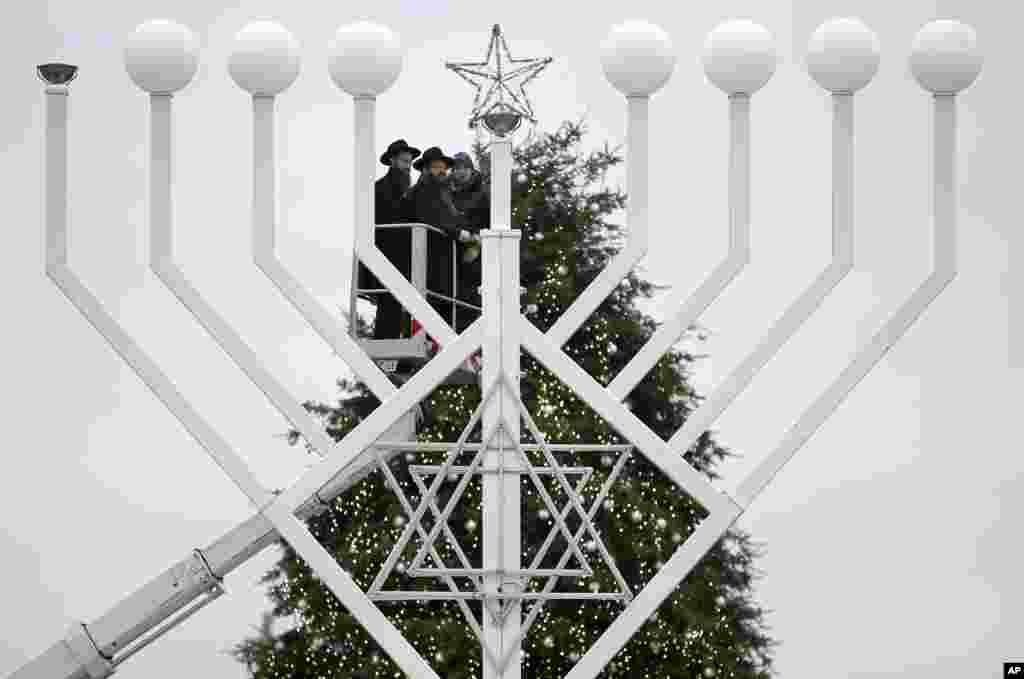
[546,96,649,347]
[609,93,751,398]
[44,88,274,512]
[250,94,396,400]
[44,85,68,268]
[481,135,521,679]
[145,92,334,499]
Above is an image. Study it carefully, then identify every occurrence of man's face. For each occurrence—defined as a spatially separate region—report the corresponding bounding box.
[428,160,448,177]
[391,152,413,172]
[453,165,472,184]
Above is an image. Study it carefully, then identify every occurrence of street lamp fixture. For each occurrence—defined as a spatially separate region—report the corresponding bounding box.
[36,63,78,85]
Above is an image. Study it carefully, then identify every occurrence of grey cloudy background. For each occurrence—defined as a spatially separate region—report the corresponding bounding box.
[1,0,1019,677]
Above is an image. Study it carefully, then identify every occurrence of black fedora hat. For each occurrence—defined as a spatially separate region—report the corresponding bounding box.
[380,139,421,166]
[413,146,456,172]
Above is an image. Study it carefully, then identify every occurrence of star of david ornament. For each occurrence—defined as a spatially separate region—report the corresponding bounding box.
[366,374,633,674]
[446,24,552,136]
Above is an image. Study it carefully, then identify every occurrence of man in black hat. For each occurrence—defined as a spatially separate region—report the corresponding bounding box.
[402,146,469,329]
[358,139,420,339]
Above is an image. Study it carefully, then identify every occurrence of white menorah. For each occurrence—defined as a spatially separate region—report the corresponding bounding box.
[19,14,981,679]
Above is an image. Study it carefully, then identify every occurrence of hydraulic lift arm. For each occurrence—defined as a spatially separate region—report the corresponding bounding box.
[6,414,416,679]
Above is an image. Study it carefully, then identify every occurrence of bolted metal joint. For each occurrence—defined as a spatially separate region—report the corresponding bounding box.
[63,623,115,679]
[169,549,223,594]
[313,489,336,513]
[193,549,224,593]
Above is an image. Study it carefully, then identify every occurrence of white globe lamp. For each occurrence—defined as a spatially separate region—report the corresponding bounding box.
[909,20,982,95]
[806,18,880,94]
[228,21,301,96]
[600,20,676,97]
[702,20,777,96]
[124,19,200,94]
[327,22,403,97]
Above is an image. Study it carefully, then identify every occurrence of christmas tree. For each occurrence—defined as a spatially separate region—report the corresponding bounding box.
[231,120,776,678]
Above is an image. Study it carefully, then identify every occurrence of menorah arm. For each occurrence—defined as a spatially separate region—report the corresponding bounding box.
[146,94,338,468]
[609,94,755,399]
[664,93,856,453]
[735,94,959,509]
[46,266,275,509]
[42,87,272,510]
[545,96,650,347]
[151,256,340,455]
[252,254,395,398]
[248,94,397,401]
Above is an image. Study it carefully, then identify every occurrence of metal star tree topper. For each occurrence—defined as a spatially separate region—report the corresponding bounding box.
[446,24,552,136]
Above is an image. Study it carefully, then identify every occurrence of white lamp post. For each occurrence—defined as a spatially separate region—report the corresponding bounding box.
[15,15,982,679]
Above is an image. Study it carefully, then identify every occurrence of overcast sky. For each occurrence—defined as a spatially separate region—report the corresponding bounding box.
[1,0,1019,678]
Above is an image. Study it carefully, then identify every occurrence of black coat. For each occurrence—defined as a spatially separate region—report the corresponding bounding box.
[402,173,464,302]
[358,167,411,293]
[450,170,490,232]
[450,170,489,304]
